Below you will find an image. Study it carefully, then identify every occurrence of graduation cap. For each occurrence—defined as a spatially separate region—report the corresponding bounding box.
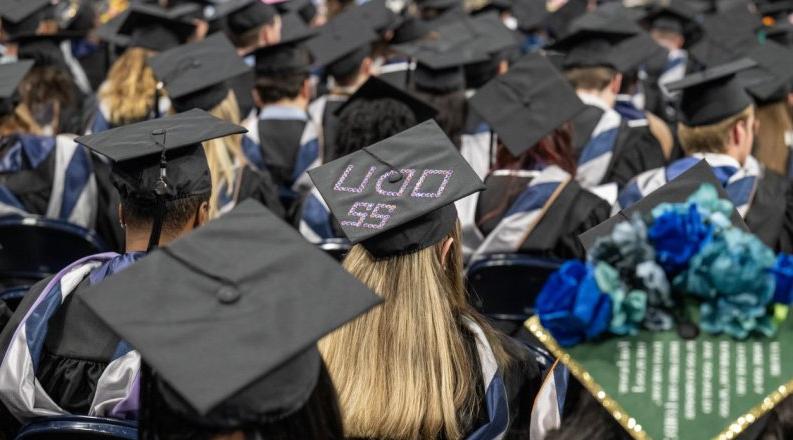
[204,0,277,35]
[688,5,761,67]
[547,28,636,69]
[75,109,246,251]
[305,11,378,76]
[469,53,585,157]
[93,10,131,47]
[567,6,644,36]
[335,75,438,123]
[610,32,669,73]
[0,0,52,39]
[254,39,313,77]
[666,57,756,126]
[416,0,462,13]
[308,119,485,258]
[349,0,400,33]
[0,60,33,116]
[274,0,317,25]
[640,0,701,36]
[764,21,793,47]
[737,41,793,104]
[470,12,521,56]
[391,16,432,45]
[758,0,793,19]
[118,3,198,52]
[578,160,747,250]
[511,0,548,32]
[80,200,382,425]
[149,33,251,113]
[545,0,588,39]
[278,10,317,45]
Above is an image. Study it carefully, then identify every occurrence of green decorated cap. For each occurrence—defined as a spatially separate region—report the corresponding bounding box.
[528,162,793,440]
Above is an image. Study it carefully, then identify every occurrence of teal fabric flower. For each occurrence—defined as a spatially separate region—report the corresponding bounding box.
[700,297,776,339]
[589,214,655,276]
[596,262,647,335]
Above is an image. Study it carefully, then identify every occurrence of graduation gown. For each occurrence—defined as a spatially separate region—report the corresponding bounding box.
[308,94,349,163]
[471,169,611,261]
[571,94,667,192]
[218,164,285,219]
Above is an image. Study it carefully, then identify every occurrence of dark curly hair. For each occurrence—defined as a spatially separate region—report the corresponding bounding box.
[332,97,417,161]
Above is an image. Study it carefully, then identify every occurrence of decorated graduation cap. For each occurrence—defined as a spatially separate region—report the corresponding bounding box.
[737,41,793,105]
[308,119,484,258]
[531,160,793,440]
[117,3,197,52]
[547,28,637,69]
[149,33,251,113]
[0,60,33,116]
[305,11,378,77]
[75,109,246,251]
[469,53,584,157]
[0,0,52,39]
[335,75,438,122]
[80,200,382,429]
[666,58,756,127]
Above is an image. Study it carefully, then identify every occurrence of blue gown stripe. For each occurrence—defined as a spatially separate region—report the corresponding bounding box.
[578,127,619,164]
[241,135,265,170]
[25,283,65,372]
[504,182,561,217]
[0,186,25,210]
[302,193,335,239]
[465,374,510,440]
[292,137,320,182]
[59,145,92,219]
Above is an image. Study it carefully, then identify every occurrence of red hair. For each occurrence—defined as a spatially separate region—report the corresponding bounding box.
[494,124,577,175]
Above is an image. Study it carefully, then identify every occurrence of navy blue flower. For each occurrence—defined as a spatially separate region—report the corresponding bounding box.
[771,254,793,304]
[536,261,613,347]
[648,203,713,274]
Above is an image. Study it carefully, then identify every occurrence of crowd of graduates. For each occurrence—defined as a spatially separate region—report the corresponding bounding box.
[1,0,793,438]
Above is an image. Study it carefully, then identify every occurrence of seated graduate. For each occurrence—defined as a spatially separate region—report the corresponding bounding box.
[88,4,198,133]
[208,0,281,117]
[548,26,669,194]
[616,59,793,253]
[0,110,245,424]
[149,33,284,219]
[247,31,320,214]
[309,120,543,439]
[74,200,382,440]
[298,75,436,243]
[0,61,123,250]
[463,54,611,262]
[305,11,377,163]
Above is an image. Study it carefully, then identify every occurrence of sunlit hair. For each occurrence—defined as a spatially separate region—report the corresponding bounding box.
[202,91,248,219]
[0,104,42,136]
[319,223,509,439]
[677,105,754,155]
[753,102,793,175]
[98,47,157,126]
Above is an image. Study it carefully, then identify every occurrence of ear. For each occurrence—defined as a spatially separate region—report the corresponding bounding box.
[300,78,313,100]
[252,88,263,108]
[497,59,509,76]
[610,73,623,94]
[730,119,745,146]
[196,201,210,227]
[440,237,454,269]
[361,56,374,76]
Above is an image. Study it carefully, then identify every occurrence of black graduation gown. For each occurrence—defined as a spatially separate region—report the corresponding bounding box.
[745,169,793,253]
[475,174,612,261]
[317,98,347,163]
[236,165,286,219]
[257,118,307,190]
[230,70,257,118]
[571,105,668,190]
[0,136,123,252]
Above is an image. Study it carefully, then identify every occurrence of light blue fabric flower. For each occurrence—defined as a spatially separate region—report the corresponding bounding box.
[589,214,655,275]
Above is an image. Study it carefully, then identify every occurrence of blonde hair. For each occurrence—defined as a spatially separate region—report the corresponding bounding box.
[753,102,793,175]
[98,47,158,126]
[678,105,754,155]
[203,91,248,219]
[0,104,42,136]
[320,224,508,439]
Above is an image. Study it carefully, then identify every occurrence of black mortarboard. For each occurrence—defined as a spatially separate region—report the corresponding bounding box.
[254,39,313,76]
[567,6,644,36]
[274,0,317,24]
[765,22,793,47]
[0,0,51,39]
[416,0,462,12]
[75,109,246,250]
[335,75,438,122]
[350,0,399,33]
[278,10,317,44]
[470,12,520,56]
[511,0,548,31]
[547,29,635,69]
[666,58,756,126]
[80,200,382,423]
[579,160,748,251]
[545,0,587,39]
[640,0,700,34]
[118,4,197,52]
[759,0,793,18]
[214,0,277,35]
[308,119,484,258]
[94,10,131,47]
[0,60,33,116]
[470,53,585,156]
[737,41,793,104]
[149,33,251,112]
[391,16,432,44]
[688,5,760,67]
[610,32,669,73]
[305,12,378,72]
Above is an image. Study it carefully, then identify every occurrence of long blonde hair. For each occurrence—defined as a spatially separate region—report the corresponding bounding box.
[320,224,508,439]
[98,47,157,126]
[203,91,248,219]
[753,101,793,175]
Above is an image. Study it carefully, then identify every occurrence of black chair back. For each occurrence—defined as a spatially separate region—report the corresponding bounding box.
[15,416,137,439]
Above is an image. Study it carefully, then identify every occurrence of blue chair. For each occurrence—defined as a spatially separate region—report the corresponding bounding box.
[466,253,562,322]
[317,238,352,262]
[15,416,137,439]
[0,216,107,283]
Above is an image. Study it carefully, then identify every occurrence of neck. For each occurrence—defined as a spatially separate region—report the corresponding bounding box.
[124,228,178,253]
[269,97,308,111]
[331,74,368,95]
[577,88,616,109]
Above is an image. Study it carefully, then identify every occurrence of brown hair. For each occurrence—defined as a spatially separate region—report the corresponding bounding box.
[677,105,754,155]
[753,102,793,175]
[98,47,158,126]
[320,224,510,439]
[0,104,42,136]
[565,67,617,91]
[17,66,75,133]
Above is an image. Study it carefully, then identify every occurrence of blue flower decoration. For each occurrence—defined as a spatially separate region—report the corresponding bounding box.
[595,263,647,335]
[700,297,776,340]
[649,203,713,274]
[589,215,655,275]
[536,261,613,347]
[771,254,793,304]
